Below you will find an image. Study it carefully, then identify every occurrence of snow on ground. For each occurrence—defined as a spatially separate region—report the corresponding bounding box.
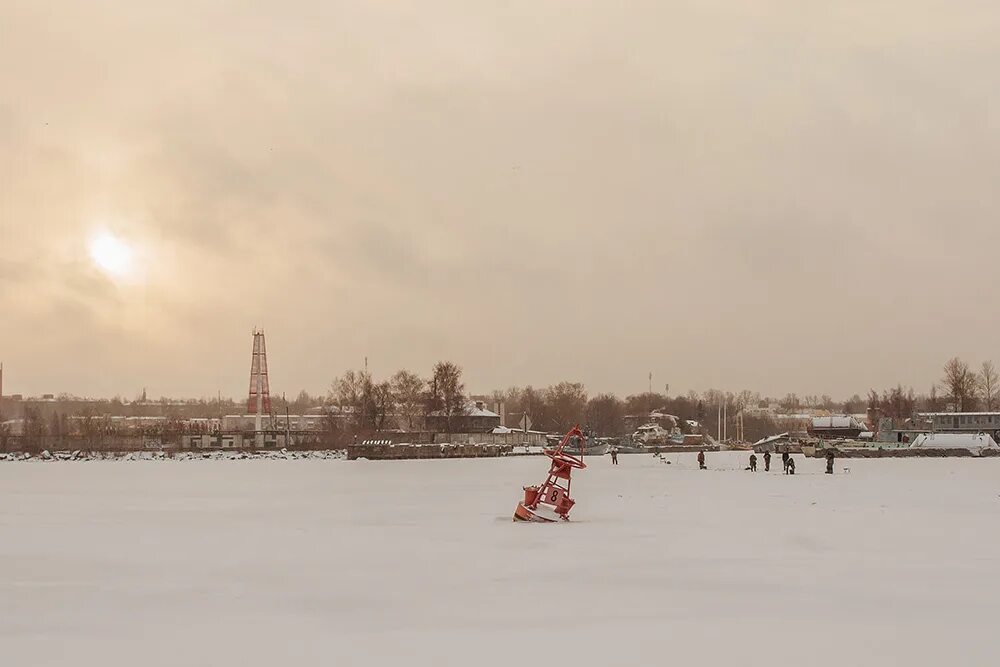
[2,451,999,666]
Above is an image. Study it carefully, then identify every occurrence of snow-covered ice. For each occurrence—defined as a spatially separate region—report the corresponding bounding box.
[2,452,999,666]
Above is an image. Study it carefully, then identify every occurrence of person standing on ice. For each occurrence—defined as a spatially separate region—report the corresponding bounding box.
[781,451,790,473]
[749,453,757,472]
[697,450,706,470]
[786,455,796,475]
[825,449,835,474]
[610,447,619,465]
[763,450,771,471]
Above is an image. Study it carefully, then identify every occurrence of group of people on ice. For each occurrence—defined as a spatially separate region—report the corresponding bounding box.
[745,449,836,474]
[609,446,838,473]
[693,448,836,474]
[696,449,796,473]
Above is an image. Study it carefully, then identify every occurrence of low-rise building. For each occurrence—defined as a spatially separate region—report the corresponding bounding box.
[222,414,324,431]
[424,401,501,433]
[920,412,1000,439]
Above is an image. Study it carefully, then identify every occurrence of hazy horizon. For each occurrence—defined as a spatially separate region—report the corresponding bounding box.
[3,2,999,400]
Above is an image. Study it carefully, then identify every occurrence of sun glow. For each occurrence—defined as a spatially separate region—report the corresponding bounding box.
[88,230,136,281]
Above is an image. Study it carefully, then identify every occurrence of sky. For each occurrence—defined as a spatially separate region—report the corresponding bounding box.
[2,1,999,401]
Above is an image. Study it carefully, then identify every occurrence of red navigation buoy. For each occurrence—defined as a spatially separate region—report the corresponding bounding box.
[513,426,587,522]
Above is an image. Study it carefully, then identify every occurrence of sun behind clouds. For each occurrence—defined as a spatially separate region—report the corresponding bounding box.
[88,230,136,282]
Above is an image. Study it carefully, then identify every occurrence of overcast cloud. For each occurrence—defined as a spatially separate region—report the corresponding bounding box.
[2,1,999,399]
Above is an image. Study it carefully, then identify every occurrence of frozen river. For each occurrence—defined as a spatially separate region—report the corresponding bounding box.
[2,452,999,666]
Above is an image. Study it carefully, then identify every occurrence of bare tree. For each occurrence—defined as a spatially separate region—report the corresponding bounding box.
[289,390,318,415]
[391,370,425,430]
[499,385,547,430]
[585,393,624,436]
[543,382,588,430]
[979,361,999,411]
[77,406,97,443]
[779,393,801,410]
[370,381,394,431]
[330,369,371,430]
[942,357,979,411]
[49,411,62,440]
[735,390,757,412]
[23,407,47,450]
[428,362,467,432]
[866,389,881,419]
[880,385,916,421]
[623,391,669,417]
[926,384,942,412]
[0,411,9,453]
[317,409,344,448]
[843,394,865,414]
[330,369,391,431]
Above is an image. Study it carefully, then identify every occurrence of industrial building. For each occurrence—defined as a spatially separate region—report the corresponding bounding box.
[920,412,1000,438]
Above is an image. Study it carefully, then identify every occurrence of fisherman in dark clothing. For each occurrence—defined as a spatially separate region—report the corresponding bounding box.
[697,450,706,470]
[825,449,835,474]
[786,455,796,475]
[781,451,790,473]
[610,447,619,465]
[749,453,757,472]
[763,451,771,471]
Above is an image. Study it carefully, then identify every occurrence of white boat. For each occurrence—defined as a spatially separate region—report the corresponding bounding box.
[562,434,609,456]
[631,423,672,444]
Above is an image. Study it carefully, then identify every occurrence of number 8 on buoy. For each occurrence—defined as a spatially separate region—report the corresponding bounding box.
[513,426,588,523]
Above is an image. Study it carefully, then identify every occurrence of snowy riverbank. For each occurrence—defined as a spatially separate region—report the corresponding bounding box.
[0,449,346,462]
[2,452,999,666]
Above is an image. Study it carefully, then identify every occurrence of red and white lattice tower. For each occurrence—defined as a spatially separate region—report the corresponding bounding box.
[247,329,272,431]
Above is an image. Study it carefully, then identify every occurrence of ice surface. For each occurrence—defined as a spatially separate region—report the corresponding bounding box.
[2,452,1000,666]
